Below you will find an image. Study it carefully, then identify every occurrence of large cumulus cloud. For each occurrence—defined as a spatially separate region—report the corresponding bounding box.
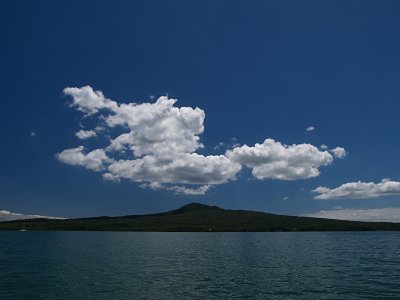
[226,139,334,180]
[57,86,345,195]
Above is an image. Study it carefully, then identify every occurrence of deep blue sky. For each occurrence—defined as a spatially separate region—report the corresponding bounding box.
[1,0,400,218]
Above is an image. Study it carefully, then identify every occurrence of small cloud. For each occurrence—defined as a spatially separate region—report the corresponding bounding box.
[213,138,241,151]
[95,126,105,132]
[140,182,163,190]
[283,196,289,200]
[30,131,36,137]
[305,126,315,132]
[102,173,120,182]
[329,147,347,158]
[213,142,225,151]
[75,130,97,140]
[231,137,240,148]
[320,144,328,150]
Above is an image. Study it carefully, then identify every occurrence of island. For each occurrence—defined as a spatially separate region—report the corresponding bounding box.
[1,203,400,232]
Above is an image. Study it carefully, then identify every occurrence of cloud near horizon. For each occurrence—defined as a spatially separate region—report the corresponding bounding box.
[0,210,65,222]
[313,178,400,200]
[56,86,346,195]
[304,207,400,223]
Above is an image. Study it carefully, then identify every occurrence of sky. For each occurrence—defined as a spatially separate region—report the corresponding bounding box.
[2,0,400,221]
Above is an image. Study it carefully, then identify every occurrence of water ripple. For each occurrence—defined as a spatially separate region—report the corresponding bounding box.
[1,231,400,299]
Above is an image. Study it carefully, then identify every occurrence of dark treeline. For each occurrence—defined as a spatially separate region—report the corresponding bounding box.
[1,203,400,232]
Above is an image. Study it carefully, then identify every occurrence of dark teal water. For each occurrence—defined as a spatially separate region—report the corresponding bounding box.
[1,231,400,299]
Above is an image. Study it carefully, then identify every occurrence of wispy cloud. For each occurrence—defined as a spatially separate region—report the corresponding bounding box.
[303,207,400,223]
[213,137,241,151]
[0,210,65,222]
[213,142,226,151]
[140,182,210,195]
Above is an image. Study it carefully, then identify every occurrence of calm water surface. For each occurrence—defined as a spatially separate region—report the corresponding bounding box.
[1,231,400,299]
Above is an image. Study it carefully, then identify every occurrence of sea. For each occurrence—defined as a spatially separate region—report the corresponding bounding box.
[1,231,399,299]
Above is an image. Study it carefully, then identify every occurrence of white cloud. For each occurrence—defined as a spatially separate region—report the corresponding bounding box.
[106,132,135,152]
[57,86,346,195]
[75,130,97,139]
[305,126,315,132]
[56,146,110,171]
[105,96,205,158]
[226,139,336,180]
[64,86,118,115]
[303,207,400,223]
[320,144,328,150]
[213,142,226,151]
[168,185,211,195]
[231,137,240,148]
[139,182,210,195]
[329,146,347,158]
[213,138,241,152]
[0,210,65,222]
[313,178,400,200]
[140,182,211,196]
[104,153,241,185]
[95,126,105,132]
[139,182,164,190]
[30,131,36,137]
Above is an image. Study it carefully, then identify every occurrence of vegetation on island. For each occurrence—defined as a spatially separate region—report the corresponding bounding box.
[1,203,400,232]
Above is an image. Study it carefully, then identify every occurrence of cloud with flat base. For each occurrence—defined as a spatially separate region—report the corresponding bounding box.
[56,86,346,195]
[313,178,400,200]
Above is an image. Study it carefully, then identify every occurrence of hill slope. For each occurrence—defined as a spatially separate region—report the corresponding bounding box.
[1,203,400,232]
